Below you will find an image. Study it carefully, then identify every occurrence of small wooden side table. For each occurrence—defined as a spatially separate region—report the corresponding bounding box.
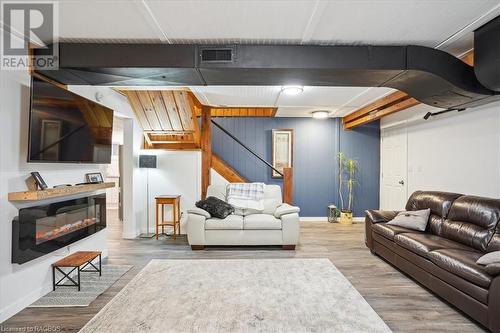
[155,195,181,240]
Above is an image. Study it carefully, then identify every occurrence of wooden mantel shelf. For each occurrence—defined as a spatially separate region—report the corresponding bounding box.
[8,182,115,202]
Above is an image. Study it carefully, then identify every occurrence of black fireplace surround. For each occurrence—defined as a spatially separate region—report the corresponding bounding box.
[12,194,106,264]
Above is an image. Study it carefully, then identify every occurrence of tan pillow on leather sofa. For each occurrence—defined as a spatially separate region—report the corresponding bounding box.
[476,251,500,265]
[387,209,431,231]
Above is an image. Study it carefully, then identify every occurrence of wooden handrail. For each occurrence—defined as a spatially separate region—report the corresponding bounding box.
[211,119,283,177]
[210,120,293,203]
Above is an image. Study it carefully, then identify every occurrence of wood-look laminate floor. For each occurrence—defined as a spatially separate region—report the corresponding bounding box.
[2,210,486,333]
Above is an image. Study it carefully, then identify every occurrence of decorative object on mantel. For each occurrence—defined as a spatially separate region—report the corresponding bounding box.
[30,171,48,190]
[8,182,115,202]
[139,155,157,238]
[272,129,293,178]
[86,172,104,184]
[337,152,359,224]
[30,264,132,307]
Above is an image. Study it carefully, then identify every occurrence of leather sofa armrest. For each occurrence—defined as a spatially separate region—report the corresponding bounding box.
[365,210,399,224]
[187,207,211,218]
[274,203,300,218]
[485,263,500,276]
[365,210,399,251]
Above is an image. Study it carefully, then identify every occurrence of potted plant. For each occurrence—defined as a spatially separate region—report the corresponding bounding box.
[337,153,358,224]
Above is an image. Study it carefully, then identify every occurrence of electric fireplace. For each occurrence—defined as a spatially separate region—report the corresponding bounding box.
[12,194,106,264]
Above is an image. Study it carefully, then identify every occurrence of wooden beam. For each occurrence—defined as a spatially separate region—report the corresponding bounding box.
[194,107,277,117]
[200,105,212,199]
[344,97,420,129]
[211,154,247,183]
[343,50,475,129]
[145,142,199,150]
[343,91,408,124]
[461,50,474,66]
[283,167,293,205]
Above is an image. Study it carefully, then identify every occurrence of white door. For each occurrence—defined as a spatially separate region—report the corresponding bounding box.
[380,127,408,210]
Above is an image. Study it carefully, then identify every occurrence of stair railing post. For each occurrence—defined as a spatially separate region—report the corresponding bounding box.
[201,106,212,199]
[283,167,293,204]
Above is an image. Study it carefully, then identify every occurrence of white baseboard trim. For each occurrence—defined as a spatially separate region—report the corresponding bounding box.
[300,217,365,223]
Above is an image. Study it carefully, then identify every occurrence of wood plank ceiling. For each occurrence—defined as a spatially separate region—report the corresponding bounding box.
[343,50,475,129]
[122,89,279,149]
[122,90,201,149]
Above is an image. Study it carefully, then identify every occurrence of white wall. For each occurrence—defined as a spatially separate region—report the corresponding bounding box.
[69,86,146,240]
[0,71,105,321]
[140,151,201,235]
[0,72,140,321]
[381,100,500,199]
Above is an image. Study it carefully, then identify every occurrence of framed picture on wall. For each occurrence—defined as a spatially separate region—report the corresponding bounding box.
[272,129,293,178]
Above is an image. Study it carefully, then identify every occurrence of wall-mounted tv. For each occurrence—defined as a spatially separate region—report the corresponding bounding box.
[28,77,114,164]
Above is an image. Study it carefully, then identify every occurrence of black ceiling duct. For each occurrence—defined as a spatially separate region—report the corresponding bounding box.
[35,15,500,110]
[474,15,500,91]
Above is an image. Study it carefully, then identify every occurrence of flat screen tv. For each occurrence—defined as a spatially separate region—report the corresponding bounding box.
[28,77,114,163]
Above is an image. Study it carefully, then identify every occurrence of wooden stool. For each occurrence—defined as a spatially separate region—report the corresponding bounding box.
[155,195,181,240]
[52,251,102,291]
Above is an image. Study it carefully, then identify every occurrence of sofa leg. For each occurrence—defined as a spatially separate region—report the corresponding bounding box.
[191,245,204,250]
[282,245,296,250]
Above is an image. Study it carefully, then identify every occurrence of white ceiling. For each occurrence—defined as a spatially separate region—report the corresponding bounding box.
[53,1,500,117]
[190,86,394,117]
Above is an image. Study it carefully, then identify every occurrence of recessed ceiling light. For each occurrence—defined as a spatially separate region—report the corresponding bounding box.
[281,85,304,95]
[312,110,330,119]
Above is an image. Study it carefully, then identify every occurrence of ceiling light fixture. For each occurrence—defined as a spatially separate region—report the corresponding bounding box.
[312,110,330,119]
[281,85,304,96]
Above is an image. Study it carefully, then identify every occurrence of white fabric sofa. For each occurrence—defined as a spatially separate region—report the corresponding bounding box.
[187,184,300,250]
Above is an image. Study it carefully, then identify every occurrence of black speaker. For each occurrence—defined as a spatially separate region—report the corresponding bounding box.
[139,155,157,168]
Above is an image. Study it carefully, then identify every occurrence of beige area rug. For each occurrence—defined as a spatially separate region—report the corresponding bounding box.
[79,259,391,333]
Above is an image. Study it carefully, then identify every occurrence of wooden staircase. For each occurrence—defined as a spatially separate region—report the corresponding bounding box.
[123,89,293,204]
[211,154,247,183]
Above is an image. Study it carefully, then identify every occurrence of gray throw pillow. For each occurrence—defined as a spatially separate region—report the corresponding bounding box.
[387,209,431,231]
[476,251,500,265]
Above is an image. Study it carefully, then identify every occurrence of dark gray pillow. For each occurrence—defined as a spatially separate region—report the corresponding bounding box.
[387,209,430,231]
[195,196,234,219]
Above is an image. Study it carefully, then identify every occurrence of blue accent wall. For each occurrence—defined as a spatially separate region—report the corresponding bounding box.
[211,118,379,217]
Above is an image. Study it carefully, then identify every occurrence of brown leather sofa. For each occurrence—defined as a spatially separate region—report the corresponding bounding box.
[365,191,500,332]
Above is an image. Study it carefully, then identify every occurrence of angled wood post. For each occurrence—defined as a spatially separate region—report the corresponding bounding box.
[201,105,212,199]
[283,167,293,204]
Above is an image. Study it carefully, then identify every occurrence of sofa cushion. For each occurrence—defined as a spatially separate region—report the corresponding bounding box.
[406,191,462,218]
[262,185,283,215]
[205,215,243,230]
[243,214,282,230]
[442,195,500,252]
[387,209,431,231]
[428,249,492,288]
[394,233,473,258]
[372,223,420,241]
[485,263,500,276]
